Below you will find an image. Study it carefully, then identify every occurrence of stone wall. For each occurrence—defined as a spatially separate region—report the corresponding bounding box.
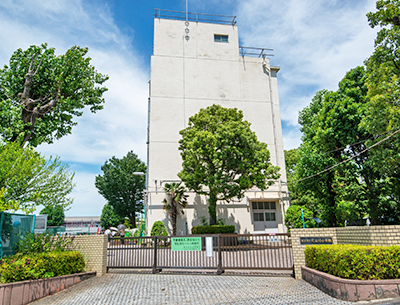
[291,226,400,279]
[66,235,108,276]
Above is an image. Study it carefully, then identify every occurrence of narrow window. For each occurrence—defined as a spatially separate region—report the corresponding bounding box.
[214,34,228,43]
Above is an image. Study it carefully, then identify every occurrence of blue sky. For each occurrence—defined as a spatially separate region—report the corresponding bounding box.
[0,0,378,217]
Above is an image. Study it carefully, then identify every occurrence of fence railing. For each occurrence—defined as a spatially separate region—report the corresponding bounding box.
[107,233,293,274]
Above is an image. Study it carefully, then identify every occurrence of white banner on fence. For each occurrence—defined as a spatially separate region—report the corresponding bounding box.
[206,237,213,257]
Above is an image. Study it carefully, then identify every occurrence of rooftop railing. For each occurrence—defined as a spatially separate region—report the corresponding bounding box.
[154,9,237,25]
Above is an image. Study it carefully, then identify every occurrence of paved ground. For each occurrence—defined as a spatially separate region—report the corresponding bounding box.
[28,272,400,305]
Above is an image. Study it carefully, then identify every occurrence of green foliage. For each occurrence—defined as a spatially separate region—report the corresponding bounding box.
[0,251,85,283]
[191,225,235,234]
[150,221,168,237]
[15,233,72,255]
[162,182,188,236]
[0,43,108,146]
[305,244,400,280]
[100,204,124,229]
[284,205,315,230]
[95,151,146,228]
[0,142,74,213]
[178,104,280,225]
[40,204,65,226]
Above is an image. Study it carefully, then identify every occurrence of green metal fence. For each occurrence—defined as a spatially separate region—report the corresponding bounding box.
[0,212,35,258]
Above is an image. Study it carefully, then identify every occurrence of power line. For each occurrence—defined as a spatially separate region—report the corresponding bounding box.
[290,128,400,184]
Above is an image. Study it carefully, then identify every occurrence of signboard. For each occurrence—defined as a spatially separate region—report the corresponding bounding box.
[171,237,202,251]
[206,237,213,257]
[269,237,280,243]
[300,237,333,245]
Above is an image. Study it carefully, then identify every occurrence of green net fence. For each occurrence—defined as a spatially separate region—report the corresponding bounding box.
[0,212,35,258]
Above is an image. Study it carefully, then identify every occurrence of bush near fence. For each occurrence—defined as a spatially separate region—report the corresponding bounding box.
[192,225,235,234]
[0,250,85,283]
[305,244,400,280]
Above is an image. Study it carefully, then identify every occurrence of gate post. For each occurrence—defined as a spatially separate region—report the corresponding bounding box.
[217,234,223,275]
[152,237,158,274]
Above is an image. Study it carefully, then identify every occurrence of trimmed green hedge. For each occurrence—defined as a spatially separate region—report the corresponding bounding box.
[0,250,85,283]
[191,225,235,234]
[305,244,400,280]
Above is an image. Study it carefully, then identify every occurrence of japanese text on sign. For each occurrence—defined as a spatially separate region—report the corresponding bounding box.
[171,237,202,251]
[300,237,333,245]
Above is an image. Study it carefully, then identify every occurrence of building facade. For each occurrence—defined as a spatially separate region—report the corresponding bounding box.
[146,11,289,235]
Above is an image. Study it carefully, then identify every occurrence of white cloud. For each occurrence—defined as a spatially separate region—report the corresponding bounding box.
[236,0,378,148]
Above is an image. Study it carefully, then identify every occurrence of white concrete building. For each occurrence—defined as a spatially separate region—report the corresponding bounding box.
[146,11,289,235]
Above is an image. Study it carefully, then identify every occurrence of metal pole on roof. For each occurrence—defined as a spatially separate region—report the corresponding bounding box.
[186,0,188,21]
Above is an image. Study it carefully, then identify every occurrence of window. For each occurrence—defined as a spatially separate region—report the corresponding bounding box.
[265,212,276,221]
[252,201,276,210]
[214,34,228,43]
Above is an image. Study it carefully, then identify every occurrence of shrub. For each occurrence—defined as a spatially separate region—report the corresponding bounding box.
[15,233,73,255]
[0,251,85,283]
[191,225,235,234]
[305,244,400,280]
[150,221,168,236]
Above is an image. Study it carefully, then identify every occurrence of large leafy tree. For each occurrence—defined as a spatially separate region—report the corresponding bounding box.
[178,104,280,225]
[40,204,65,227]
[95,151,146,228]
[0,43,108,146]
[162,182,188,236]
[363,0,400,213]
[0,141,74,213]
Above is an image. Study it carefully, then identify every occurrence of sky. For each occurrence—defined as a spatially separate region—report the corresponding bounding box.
[0,0,378,217]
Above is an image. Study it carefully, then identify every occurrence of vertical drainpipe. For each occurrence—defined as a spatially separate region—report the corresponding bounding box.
[146,80,151,235]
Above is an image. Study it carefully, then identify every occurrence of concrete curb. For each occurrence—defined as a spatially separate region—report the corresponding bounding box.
[0,271,96,305]
[302,266,400,302]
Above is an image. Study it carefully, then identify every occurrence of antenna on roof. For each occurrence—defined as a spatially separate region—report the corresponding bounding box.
[184,0,190,41]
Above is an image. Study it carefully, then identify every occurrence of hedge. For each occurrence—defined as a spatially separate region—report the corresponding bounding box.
[305,244,400,280]
[0,250,85,283]
[191,225,235,234]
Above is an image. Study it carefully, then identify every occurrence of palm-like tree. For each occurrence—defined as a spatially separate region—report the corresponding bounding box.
[162,182,188,236]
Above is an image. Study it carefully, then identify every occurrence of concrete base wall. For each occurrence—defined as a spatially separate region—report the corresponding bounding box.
[302,266,400,302]
[0,271,96,305]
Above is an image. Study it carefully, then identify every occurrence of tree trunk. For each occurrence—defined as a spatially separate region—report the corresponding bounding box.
[172,203,177,236]
[208,193,217,225]
[131,215,136,228]
[326,172,338,227]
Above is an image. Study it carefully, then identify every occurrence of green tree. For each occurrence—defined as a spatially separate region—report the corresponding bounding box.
[284,205,315,230]
[0,142,74,213]
[40,204,65,226]
[162,182,188,236]
[178,104,280,225]
[363,0,400,220]
[95,151,146,228]
[0,44,108,146]
[100,204,124,229]
[150,221,168,237]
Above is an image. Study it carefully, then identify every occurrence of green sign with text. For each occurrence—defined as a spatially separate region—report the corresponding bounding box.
[171,237,201,251]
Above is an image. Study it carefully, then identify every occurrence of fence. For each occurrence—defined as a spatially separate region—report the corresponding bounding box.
[0,212,35,258]
[107,233,293,274]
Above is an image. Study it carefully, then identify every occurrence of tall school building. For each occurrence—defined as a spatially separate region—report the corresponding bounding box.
[146,10,289,235]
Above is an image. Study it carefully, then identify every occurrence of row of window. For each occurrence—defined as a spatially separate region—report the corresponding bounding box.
[252,201,276,210]
[253,212,276,222]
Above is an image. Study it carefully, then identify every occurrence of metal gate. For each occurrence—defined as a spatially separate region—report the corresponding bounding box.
[107,233,293,274]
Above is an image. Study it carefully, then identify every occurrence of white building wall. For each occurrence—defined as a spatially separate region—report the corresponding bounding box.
[147,18,289,235]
